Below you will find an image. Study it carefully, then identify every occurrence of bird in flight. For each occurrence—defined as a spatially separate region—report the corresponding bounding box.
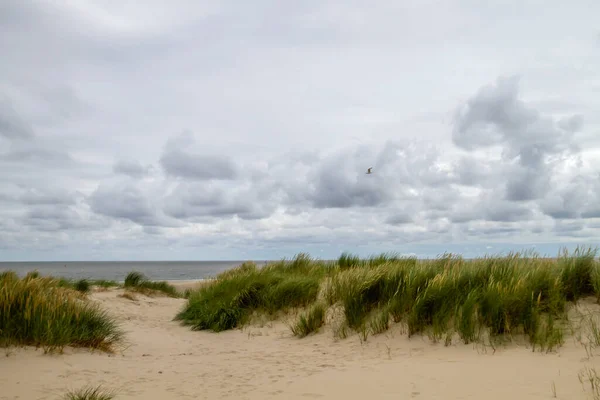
[366,167,373,174]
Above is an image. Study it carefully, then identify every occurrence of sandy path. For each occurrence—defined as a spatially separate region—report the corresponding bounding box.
[2,286,600,399]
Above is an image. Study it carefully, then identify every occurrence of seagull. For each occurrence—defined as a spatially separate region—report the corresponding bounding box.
[366,167,373,174]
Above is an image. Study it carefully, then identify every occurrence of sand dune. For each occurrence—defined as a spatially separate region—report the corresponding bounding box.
[2,283,600,399]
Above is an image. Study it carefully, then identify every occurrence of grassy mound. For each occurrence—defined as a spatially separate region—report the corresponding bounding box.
[326,247,599,349]
[123,271,180,298]
[177,247,600,351]
[0,271,123,352]
[175,254,328,331]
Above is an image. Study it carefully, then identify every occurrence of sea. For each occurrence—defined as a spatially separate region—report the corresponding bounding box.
[0,261,270,282]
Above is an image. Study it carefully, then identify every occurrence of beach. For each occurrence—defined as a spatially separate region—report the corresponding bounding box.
[2,281,600,400]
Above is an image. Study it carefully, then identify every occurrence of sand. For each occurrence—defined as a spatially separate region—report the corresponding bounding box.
[2,282,600,400]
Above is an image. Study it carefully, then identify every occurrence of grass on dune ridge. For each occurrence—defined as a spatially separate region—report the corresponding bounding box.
[177,246,600,351]
[123,271,180,298]
[175,253,326,331]
[0,271,124,352]
[0,269,179,352]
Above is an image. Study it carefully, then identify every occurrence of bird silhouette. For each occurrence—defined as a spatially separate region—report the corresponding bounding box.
[366,167,373,174]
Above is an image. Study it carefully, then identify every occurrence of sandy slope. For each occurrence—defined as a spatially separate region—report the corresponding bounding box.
[2,284,600,400]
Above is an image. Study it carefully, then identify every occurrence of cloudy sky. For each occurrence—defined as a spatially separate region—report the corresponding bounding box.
[1,1,600,261]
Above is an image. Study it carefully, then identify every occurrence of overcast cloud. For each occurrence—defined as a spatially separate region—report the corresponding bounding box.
[1,0,600,261]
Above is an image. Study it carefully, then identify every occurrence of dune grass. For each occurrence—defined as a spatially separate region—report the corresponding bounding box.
[123,271,180,298]
[291,302,326,338]
[23,273,121,292]
[0,271,123,352]
[175,254,328,331]
[177,246,599,351]
[63,385,116,400]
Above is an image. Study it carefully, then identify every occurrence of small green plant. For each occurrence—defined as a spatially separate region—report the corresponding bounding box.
[24,270,40,280]
[369,307,390,335]
[123,272,179,298]
[90,280,120,289]
[530,313,564,353]
[63,385,116,400]
[338,252,362,270]
[291,303,326,338]
[124,271,145,288]
[559,246,597,302]
[74,279,90,293]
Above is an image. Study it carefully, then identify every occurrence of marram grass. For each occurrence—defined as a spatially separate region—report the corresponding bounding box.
[123,271,180,298]
[175,256,326,331]
[178,246,600,352]
[291,302,326,338]
[0,271,123,352]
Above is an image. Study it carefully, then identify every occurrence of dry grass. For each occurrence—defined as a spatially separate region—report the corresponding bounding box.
[117,292,138,301]
[63,385,116,400]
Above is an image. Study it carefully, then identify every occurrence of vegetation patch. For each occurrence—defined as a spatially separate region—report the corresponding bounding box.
[291,302,326,338]
[177,246,600,352]
[0,271,123,352]
[123,271,180,298]
[175,255,327,332]
[63,385,116,400]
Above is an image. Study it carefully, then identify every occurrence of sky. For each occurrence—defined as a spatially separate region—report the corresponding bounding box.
[1,0,600,261]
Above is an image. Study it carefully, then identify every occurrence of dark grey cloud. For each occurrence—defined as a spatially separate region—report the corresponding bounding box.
[386,212,414,225]
[484,201,534,223]
[88,182,183,228]
[19,189,76,206]
[553,219,589,237]
[2,148,74,165]
[163,182,275,221]
[504,168,551,202]
[465,225,521,238]
[160,149,238,181]
[453,156,500,187]
[22,206,100,233]
[0,98,34,140]
[113,160,152,178]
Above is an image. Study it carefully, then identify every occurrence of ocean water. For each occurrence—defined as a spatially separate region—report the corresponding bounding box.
[0,261,269,282]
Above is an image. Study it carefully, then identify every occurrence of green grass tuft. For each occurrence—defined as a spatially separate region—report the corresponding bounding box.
[74,279,91,293]
[124,271,145,288]
[291,302,326,338]
[369,307,391,335]
[338,252,362,270]
[123,271,179,297]
[90,280,120,289]
[63,385,116,400]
